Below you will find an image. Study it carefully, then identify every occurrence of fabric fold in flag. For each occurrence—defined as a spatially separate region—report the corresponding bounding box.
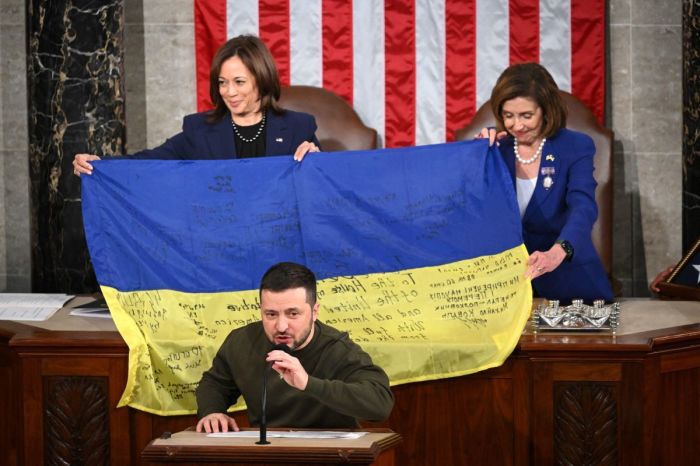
[82,140,532,415]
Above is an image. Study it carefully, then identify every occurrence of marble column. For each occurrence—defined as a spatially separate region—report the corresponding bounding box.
[27,0,125,293]
[683,0,700,251]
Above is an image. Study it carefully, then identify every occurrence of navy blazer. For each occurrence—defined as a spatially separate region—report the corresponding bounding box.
[125,109,320,159]
[500,128,613,303]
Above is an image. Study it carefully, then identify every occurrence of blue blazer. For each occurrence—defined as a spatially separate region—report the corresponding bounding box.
[126,109,320,159]
[500,128,613,303]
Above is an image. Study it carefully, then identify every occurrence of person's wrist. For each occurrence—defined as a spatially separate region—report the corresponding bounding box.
[550,244,566,262]
[555,239,574,261]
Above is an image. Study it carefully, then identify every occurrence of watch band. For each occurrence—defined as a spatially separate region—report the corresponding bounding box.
[556,240,574,261]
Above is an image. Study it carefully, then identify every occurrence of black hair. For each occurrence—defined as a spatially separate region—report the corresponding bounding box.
[259,262,317,305]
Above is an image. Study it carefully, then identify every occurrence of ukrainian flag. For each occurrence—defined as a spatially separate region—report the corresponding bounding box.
[82,140,531,415]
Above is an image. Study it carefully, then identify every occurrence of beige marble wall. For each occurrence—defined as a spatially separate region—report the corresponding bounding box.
[610,0,682,295]
[0,0,684,295]
[0,0,30,291]
[0,78,4,291]
[124,0,196,153]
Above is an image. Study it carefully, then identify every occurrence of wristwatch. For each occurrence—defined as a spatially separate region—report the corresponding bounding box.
[556,240,574,261]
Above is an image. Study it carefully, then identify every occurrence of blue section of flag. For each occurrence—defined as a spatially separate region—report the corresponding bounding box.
[81,140,522,292]
[672,246,700,287]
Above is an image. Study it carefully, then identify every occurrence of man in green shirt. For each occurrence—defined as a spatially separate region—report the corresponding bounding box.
[196,262,394,433]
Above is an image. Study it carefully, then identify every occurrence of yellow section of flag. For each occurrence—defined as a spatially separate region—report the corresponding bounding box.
[105,244,531,416]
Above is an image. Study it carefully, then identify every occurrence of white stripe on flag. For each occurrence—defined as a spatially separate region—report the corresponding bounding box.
[353,0,386,147]
[540,0,571,91]
[415,0,446,146]
[227,0,259,37]
[212,0,593,147]
[475,0,510,109]
[290,0,322,86]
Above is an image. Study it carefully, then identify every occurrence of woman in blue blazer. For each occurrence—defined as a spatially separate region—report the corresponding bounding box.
[479,63,613,303]
[73,35,320,174]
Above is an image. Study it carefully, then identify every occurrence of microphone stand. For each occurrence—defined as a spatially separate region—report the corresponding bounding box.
[257,344,289,445]
[256,367,271,445]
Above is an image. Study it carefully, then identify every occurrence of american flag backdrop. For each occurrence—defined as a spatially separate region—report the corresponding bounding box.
[194,0,605,148]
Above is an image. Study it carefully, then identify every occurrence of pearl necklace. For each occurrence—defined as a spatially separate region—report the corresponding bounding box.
[514,137,546,165]
[232,112,266,143]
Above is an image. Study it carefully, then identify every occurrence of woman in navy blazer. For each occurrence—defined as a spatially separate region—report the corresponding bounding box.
[479,63,613,303]
[73,35,320,174]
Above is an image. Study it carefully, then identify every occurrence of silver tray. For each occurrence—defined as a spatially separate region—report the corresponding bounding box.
[531,299,620,333]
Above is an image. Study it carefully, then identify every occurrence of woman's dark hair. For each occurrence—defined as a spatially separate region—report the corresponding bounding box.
[208,35,282,123]
[490,62,567,138]
[260,262,317,306]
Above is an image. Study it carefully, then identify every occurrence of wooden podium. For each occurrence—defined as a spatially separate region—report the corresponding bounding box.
[141,428,401,465]
[3,298,700,465]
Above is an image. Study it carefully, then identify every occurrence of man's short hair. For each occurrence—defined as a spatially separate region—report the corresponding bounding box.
[259,262,317,306]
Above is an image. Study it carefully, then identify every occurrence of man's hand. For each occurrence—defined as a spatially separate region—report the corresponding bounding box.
[196,413,239,433]
[266,349,309,390]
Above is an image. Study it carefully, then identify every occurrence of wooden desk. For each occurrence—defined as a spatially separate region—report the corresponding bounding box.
[1,298,700,465]
[141,428,400,465]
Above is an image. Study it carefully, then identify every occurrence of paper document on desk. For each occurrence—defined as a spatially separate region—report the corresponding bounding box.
[207,431,368,439]
[0,293,72,321]
[69,296,111,319]
[69,308,112,319]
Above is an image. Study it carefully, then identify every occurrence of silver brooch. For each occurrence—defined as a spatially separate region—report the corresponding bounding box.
[275,137,283,142]
[541,167,555,190]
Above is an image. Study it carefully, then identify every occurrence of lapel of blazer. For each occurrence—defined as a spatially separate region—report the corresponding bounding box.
[206,112,237,158]
[523,137,561,220]
[265,111,294,156]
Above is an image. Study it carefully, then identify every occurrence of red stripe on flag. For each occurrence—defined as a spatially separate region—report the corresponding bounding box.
[194,0,227,112]
[509,0,539,64]
[571,0,605,124]
[259,0,291,86]
[384,0,416,148]
[322,0,353,105]
[445,0,477,141]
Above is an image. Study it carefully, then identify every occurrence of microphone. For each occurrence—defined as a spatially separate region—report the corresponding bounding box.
[257,343,291,445]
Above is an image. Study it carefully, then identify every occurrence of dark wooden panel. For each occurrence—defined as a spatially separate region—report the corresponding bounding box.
[384,371,516,466]
[553,382,618,466]
[134,372,517,466]
[619,362,644,466]
[532,363,555,465]
[20,354,132,465]
[44,376,110,465]
[552,362,622,381]
[5,316,700,466]
[0,334,20,466]
[22,357,44,464]
[660,348,700,373]
[531,360,634,466]
[512,358,532,466]
[107,357,132,465]
[654,367,700,465]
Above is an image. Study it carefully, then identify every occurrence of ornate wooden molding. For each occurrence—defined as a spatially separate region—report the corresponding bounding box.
[554,382,618,466]
[44,376,110,465]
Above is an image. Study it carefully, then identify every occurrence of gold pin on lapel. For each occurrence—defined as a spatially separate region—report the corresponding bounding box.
[545,154,555,161]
